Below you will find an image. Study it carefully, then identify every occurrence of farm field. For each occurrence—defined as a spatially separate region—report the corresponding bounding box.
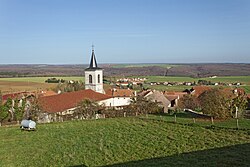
[1,76,250,93]
[145,85,192,92]
[0,81,57,94]
[0,76,84,83]
[0,76,249,84]
[147,113,250,130]
[138,75,250,84]
[133,75,250,93]
[111,64,180,68]
[0,117,249,167]
[0,77,84,93]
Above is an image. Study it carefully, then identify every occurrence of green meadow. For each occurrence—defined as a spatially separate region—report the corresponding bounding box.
[0,76,84,83]
[139,75,250,84]
[0,76,250,93]
[0,117,250,167]
[0,76,249,84]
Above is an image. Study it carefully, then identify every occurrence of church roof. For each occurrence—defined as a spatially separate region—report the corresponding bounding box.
[85,48,102,71]
[38,89,111,113]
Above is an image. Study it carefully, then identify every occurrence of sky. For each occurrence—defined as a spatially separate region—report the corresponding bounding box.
[0,0,250,64]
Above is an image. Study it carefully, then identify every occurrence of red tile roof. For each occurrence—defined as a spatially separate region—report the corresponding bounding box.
[191,86,212,97]
[164,91,187,101]
[39,90,57,97]
[2,92,31,101]
[38,89,111,113]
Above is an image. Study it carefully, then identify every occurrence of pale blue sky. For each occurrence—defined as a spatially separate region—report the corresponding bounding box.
[0,0,250,64]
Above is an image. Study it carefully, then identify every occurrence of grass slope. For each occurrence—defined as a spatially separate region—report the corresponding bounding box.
[0,117,249,167]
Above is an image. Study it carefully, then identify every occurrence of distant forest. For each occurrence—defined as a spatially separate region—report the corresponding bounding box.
[0,63,250,78]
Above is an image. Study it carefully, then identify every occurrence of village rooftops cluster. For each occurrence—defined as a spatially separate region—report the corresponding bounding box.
[116,77,146,86]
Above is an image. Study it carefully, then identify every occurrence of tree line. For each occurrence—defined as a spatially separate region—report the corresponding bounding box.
[178,88,248,119]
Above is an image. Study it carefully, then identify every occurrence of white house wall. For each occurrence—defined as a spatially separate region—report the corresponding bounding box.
[99,97,131,107]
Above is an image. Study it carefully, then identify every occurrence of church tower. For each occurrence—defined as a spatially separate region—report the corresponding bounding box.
[85,46,104,93]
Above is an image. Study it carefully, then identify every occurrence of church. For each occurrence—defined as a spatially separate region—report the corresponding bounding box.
[84,46,135,107]
[37,46,134,123]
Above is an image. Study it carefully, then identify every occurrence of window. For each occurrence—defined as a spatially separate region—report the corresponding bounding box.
[89,75,92,84]
[98,74,100,83]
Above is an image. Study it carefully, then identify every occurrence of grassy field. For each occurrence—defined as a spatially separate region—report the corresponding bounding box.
[136,76,250,84]
[0,77,84,93]
[0,76,250,94]
[0,76,84,83]
[241,85,250,94]
[132,76,250,93]
[148,113,250,130]
[144,85,192,92]
[0,81,57,94]
[0,117,250,167]
[0,76,249,84]
[204,76,250,84]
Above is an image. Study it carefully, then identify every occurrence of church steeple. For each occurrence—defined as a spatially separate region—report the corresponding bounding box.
[89,45,98,68]
[85,45,104,93]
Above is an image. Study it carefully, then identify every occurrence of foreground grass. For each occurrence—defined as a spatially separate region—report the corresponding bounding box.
[148,113,250,130]
[0,117,250,167]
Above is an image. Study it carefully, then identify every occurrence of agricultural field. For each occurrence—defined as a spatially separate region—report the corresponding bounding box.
[204,76,250,84]
[144,85,192,92]
[0,77,84,94]
[1,76,249,84]
[1,75,250,94]
[0,81,57,94]
[111,64,180,68]
[0,117,249,167]
[0,76,84,83]
[131,76,250,93]
[137,76,250,84]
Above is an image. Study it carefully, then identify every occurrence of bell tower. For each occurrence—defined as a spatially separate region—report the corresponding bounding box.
[85,45,104,93]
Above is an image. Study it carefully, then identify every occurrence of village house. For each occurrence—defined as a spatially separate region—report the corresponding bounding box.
[140,90,170,113]
[37,89,112,123]
[104,88,135,108]
[164,91,187,108]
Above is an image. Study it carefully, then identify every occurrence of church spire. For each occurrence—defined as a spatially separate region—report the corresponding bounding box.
[89,44,98,69]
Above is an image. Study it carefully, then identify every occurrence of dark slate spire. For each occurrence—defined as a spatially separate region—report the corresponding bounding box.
[86,45,101,70]
[89,45,98,68]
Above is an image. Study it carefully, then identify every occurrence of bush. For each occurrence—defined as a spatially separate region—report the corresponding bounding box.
[199,88,232,119]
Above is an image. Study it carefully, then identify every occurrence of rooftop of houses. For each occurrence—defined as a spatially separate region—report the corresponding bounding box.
[162,91,187,101]
[2,92,35,101]
[38,89,111,113]
[190,86,212,97]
